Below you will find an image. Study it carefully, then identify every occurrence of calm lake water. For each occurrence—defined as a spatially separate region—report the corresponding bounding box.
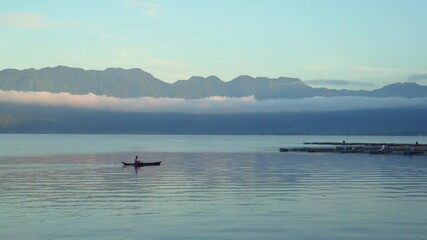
[1,134,427,239]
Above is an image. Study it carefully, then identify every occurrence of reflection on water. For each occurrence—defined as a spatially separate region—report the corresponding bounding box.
[1,152,427,239]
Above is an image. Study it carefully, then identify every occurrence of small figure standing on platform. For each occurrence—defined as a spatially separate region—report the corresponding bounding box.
[134,155,140,164]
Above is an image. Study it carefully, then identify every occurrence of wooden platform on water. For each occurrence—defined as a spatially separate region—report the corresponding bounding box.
[280,141,426,155]
[304,141,427,147]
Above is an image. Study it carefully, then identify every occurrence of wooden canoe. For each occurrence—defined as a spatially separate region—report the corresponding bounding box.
[122,161,161,167]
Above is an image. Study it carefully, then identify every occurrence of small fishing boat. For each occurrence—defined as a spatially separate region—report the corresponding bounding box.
[370,145,392,154]
[122,161,161,167]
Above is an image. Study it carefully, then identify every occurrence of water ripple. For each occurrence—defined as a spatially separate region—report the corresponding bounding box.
[1,152,427,239]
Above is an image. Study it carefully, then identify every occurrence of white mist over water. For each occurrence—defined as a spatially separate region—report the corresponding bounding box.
[1,90,427,113]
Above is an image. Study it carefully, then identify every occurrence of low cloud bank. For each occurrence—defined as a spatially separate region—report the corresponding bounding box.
[408,74,427,82]
[305,79,374,87]
[1,90,426,113]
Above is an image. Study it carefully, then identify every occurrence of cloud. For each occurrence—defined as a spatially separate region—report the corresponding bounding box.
[142,2,162,17]
[305,64,337,72]
[122,0,162,17]
[408,74,427,82]
[305,79,374,87]
[354,66,400,73]
[0,12,78,29]
[1,90,426,113]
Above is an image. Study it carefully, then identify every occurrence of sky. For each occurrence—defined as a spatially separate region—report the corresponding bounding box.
[0,0,426,89]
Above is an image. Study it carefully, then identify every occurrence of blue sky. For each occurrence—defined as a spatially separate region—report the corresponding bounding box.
[0,0,426,88]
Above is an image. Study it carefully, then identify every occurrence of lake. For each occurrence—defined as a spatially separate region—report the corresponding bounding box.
[1,134,426,239]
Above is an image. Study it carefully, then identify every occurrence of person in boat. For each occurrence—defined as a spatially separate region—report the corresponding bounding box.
[134,155,140,165]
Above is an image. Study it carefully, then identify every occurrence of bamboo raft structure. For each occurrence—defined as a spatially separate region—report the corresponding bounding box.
[279,141,426,155]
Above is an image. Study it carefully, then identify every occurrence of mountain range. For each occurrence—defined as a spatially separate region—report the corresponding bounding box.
[1,66,426,99]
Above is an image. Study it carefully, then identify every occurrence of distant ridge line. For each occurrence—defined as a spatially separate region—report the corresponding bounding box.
[1,65,426,99]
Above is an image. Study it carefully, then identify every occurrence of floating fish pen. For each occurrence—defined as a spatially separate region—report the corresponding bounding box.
[280,142,426,155]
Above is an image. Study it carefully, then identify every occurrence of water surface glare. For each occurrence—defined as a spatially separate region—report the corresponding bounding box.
[1,150,427,239]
